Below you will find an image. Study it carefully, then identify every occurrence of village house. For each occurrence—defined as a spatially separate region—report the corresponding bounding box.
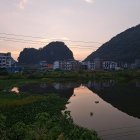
[94,58,103,70]
[52,58,136,72]
[39,61,53,71]
[82,58,103,71]
[0,52,23,73]
[39,61,48,71]
[53,60,80,71]
[81,61,95,71]
[53,60,63,70]
[0,52,13,68]
[134,59,140,69]
[102,61,118,70]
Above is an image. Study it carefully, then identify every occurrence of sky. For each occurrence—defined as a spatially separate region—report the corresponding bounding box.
[0,0,140,61]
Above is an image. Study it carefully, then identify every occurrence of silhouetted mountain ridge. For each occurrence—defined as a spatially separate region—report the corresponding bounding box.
[18,42,74,65]
[85,24,140,63]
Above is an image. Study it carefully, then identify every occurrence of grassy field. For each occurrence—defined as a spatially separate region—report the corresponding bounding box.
[0,70,139,139]
[0,78,100,140]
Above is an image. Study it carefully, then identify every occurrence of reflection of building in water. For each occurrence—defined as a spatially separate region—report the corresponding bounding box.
[102,80,115,87]
[136,81,140,87]
[53,83,80,90]
[40,83,47,88]
[11,87,20,95]
[19,82,81,99]
[85,80,115,91]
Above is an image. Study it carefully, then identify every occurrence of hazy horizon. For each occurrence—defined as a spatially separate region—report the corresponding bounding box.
[0,0,140,60]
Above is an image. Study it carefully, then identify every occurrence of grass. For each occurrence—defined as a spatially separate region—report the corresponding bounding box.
[0,76,101,139]
[0,95,46,107]
[0,70,139,139]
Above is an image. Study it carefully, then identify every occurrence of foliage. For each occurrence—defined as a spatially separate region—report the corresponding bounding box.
[0,114,6,140]
[0,93,100,140]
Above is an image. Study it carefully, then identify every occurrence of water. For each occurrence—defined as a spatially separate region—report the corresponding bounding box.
[10,80,140,140]
[11,87,20,95]
[66,85,140,140]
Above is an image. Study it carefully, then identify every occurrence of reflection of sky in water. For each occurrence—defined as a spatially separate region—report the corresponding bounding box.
[66,86,140,140]
[11,87,20,95]
[9,81,140,139]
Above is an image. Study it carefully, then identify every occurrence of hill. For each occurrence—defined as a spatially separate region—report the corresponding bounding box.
[18,42,74,65]
[85,24,140,63]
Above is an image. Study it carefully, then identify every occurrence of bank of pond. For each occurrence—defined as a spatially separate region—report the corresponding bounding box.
[0,69,140,81]
[0,75,140,140]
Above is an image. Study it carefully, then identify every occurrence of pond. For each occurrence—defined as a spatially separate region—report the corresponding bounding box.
[10,80,140,140]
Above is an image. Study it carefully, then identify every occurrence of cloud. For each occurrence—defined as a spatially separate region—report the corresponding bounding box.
[18,0,28,9]
[84,0,95,3]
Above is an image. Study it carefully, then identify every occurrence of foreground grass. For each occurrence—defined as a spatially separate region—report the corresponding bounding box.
[0,93,100,140]
[0,70,139,139]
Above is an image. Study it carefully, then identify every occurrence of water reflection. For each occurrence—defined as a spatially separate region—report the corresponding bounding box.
[12,80,140,119]
[11,87,20,95]
[18,82,80,98]
[10,80,140,140]
[88,80,140,119]
[66,85,140,140]
[136,81,140,87]
[84,80,115,91]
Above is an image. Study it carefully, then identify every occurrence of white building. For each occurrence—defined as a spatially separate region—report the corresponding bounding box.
[82,61,95,70]
[53,60,80,71]
[63,61,72,71]
[39,61,48,71]
[102,61,118,70]
[53,61,63,70]
[0,52,13,68]
[94,58,102,70]
[87,61,95,70]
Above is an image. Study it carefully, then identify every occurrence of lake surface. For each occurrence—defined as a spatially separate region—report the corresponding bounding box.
[11,80,140,140]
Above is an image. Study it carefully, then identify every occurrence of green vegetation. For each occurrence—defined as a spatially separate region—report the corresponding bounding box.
[1,69,139,81]
[0,70,139,93]
[0,70,139,139]
[0,90,100,140]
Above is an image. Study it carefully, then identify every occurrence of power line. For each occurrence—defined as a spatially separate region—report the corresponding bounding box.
[0,32,103,44]
[0,38,96,50]
[0,38,41,45]
[0,36,98,49]
[0,36,44,43]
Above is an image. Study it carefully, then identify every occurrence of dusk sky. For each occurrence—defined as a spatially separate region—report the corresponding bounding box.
[0,0,140,60]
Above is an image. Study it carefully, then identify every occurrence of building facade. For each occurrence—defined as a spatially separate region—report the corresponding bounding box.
[102,61,118,70]
[0,52,13,68]
[39,61,53,71]
[82,61,95,71]
[53,60,80,71]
